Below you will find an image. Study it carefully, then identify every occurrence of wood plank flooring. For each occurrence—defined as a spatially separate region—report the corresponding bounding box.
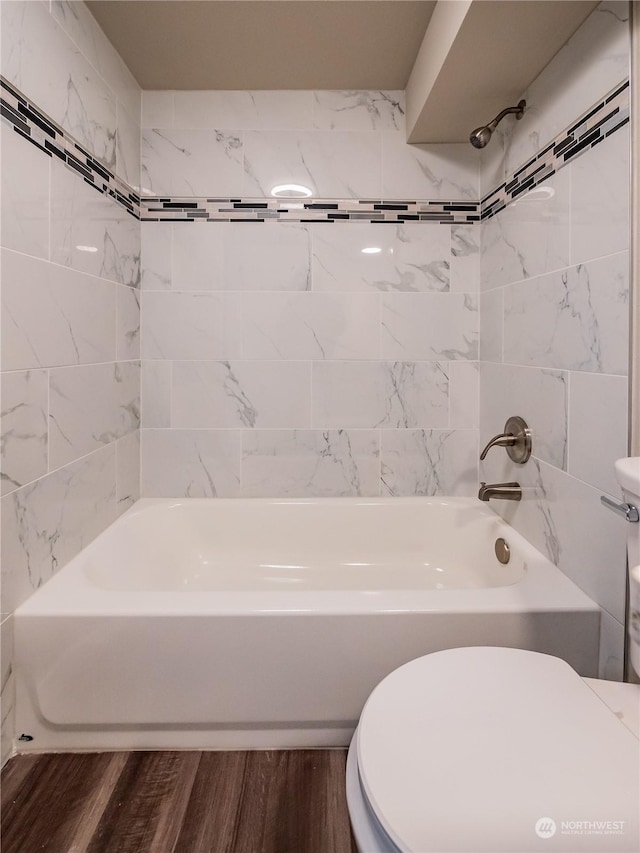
[1,750,357,853]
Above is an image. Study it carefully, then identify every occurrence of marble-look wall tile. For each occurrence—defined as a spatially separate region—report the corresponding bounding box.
[381,430,478,497]
[241,429,380,497]
[448,361,479,430]
[1,0,117,168]
[312,362,448,429]
[142,91,173,129]
[0,124,49,259]
[450,225,480,293]
[116,286,140,361]
[382,138,478,200]
[1,444,117,615]
[51,0,141,121]
[312,223,450,293]
[141,429,241,497]
[503,252,629,375]
[172,90,314,130]
[568,371,628,495]
[1,616,15,764]
[51,160,140,287]
[1,249,116,372]
[141,292,242,360]
[141,129,243,197]
[1,370,48,495]
[172,362,311,429]
[479,288,503,363]
[116,430,140,513]
[480,456,627,624]
[570,123,630,265]
[116,101,141,192]
[480,170,570,290]
[480,362,568,471]
[48,361,140,469]
[225,223,311,291]
[598,610,625,682]
[243,130,381,198]
[381,293,478,361]
[241,292,380,360]
[312,91,405,132]
[141,361,171,428]
[498,1,630,180]
[141,222,171,290]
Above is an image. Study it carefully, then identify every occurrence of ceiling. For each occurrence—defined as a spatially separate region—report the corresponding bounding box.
[87,0,437,90]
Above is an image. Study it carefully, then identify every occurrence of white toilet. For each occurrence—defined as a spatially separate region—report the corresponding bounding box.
[347,458,640,853]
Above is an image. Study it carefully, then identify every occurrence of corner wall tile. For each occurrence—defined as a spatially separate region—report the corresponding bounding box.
[141,128,243,197]
[51,160,140,288]
[1,445,117,615]
[116,286,141,361]
[48,361,140,469]
[141,222,171,290]
[450,224,480,293]
[480,362,568,472]
[142,91,173,129]
[1,616,15,763]
[503,251,629,375]
[382,137,479,200]
[568,371,628,495]
[570,123,630,265]
[480,169,570,290]
[141,360,171,428]
[598,610,625,682]
[141,292,242,360]
[116,430,140,513]
[141,429,241,497]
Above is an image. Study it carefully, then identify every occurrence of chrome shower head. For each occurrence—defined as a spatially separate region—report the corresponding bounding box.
[469,99,526,148]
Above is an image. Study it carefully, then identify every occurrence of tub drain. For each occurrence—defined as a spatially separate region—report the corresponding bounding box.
[495,538,510,564]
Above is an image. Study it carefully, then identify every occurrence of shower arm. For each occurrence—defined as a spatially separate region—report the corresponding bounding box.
[487,100,527,131]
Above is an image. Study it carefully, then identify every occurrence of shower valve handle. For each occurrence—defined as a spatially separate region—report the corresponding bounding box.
[479,416,532,464]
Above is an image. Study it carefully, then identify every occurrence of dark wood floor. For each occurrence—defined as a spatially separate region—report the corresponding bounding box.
[1,750,357,853]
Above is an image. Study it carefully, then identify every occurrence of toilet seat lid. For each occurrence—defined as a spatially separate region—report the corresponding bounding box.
[357,647,640,853]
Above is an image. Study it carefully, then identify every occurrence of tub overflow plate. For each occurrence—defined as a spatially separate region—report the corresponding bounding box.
[495,538,510,564]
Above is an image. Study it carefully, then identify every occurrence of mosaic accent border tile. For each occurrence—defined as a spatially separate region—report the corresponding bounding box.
[1,76,630,225]
[138,197,480,223]
[0,77,140,218]
[480,79,630,220]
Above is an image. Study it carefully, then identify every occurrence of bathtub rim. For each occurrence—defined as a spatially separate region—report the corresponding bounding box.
[14,496,599,618]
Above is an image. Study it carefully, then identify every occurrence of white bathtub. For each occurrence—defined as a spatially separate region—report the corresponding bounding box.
[14,497,599,751]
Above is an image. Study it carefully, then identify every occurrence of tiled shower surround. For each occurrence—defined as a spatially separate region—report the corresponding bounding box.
[0,0,142,764]
[0,0,632,761]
